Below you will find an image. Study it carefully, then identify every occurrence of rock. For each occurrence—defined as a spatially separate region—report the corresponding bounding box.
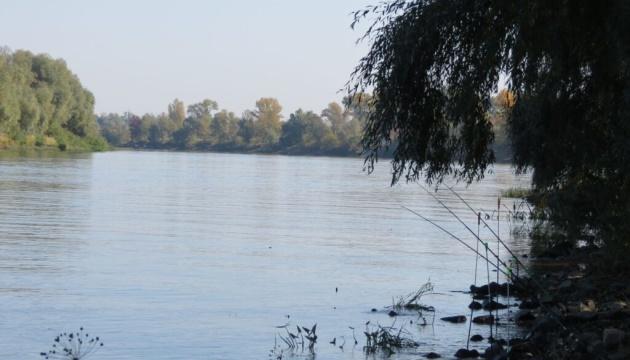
[425,352,441,359]
[441,315,467,323]
[388,310,398,317]
[472,315,495,325]
[508,341,536,359]
[508,337,525,346]
[579,299,597,312]
[483,300,508,311]
[603,328,626,348]
[518,300,540,310]
[371,308,377,312]
[577,331,599,344]
[564,311,597,322]
[557,279,572,289]
[609,346,630,360]
[468,301,483,310]
[603,300,628,312]
[483,342,505,360]
[454,348,479,358]
[470,282,509,296]
[470,334,484,342]
[587,340,605,355]
[515,310,536,324]
[529,315,559,335]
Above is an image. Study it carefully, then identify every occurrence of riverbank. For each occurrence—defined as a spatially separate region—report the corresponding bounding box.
[0,130,109,152]
[505,245,630,360]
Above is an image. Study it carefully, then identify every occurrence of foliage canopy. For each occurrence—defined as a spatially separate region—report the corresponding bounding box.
[350,0,630,246]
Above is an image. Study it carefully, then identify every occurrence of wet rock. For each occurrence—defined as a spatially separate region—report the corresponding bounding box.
[425,352,441,359]
[370,308,377,312]
[470,282,509,296]
[483,300,508,311]
[468,301,482,310]
[508,341,536,359]
[603,328,626,348]
[483,342,506,360]
[515,310,536,324]
[388,310,398,317]
[518,300,540,310]
[470,334,484,342]
[472,315,494,325]
[441,315,467,323]
[454,348,479,358]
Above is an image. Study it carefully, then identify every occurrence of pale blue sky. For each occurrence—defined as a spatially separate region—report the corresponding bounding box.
[0,0,372,116]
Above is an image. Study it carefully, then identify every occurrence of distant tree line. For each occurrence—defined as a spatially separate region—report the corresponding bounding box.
[0,48,107,151]
[97,95,373,156]
[98,93,511,158]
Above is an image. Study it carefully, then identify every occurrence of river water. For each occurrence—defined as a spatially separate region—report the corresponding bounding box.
[0,150,531,359]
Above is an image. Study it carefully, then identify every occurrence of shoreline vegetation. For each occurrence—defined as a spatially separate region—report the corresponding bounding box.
[0,49,108,152]
[95,94,513,162]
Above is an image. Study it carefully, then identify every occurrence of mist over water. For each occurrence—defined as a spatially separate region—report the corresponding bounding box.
[0,151,530,359]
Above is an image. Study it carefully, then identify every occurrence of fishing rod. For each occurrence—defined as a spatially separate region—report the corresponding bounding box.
[417,185,513,275]
[441,184,531,275]
[401,206,512,278]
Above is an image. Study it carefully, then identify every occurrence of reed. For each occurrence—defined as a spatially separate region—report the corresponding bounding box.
[40,327,103,360]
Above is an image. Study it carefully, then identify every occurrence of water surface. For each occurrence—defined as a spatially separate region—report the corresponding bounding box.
[0,151,531,359]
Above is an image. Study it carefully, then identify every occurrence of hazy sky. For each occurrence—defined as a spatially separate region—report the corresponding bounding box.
[1,0,373,116]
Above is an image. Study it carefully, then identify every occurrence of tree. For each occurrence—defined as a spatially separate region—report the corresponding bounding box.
[0,48,105,150]
[281,109,337,150]
[251,97,282,146]
[187,99,218,121]
[97,113,131,146]
[351,1,630,247]
[211,109,239,145]
[322,102,347,136]
[168,98,186,127]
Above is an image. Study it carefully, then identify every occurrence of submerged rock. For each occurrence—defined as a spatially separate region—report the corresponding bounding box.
[483,300,508,311]
[454,348,479,358]
[388,310,398,317]
[441,315,467,323]
[425,352,441,358]
[470,334,484,342]
[468,301,483,310]
[472,315,495,325]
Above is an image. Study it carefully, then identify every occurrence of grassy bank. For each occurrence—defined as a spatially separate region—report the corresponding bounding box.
[0,130,109,152]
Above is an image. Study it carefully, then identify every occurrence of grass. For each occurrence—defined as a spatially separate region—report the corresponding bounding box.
[501,187,531,199]
[363,322,419,356]
[390,282,435,312]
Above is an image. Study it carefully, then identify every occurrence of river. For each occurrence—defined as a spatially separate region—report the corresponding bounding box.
[0,150,531,359]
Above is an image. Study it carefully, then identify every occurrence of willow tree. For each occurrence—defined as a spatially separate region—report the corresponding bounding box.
[350,1,630,247]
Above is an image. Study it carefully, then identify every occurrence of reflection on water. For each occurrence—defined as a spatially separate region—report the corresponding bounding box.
[0,151,530,360]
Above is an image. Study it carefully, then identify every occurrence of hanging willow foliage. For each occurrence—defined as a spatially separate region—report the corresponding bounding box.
[350,0,630,246]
